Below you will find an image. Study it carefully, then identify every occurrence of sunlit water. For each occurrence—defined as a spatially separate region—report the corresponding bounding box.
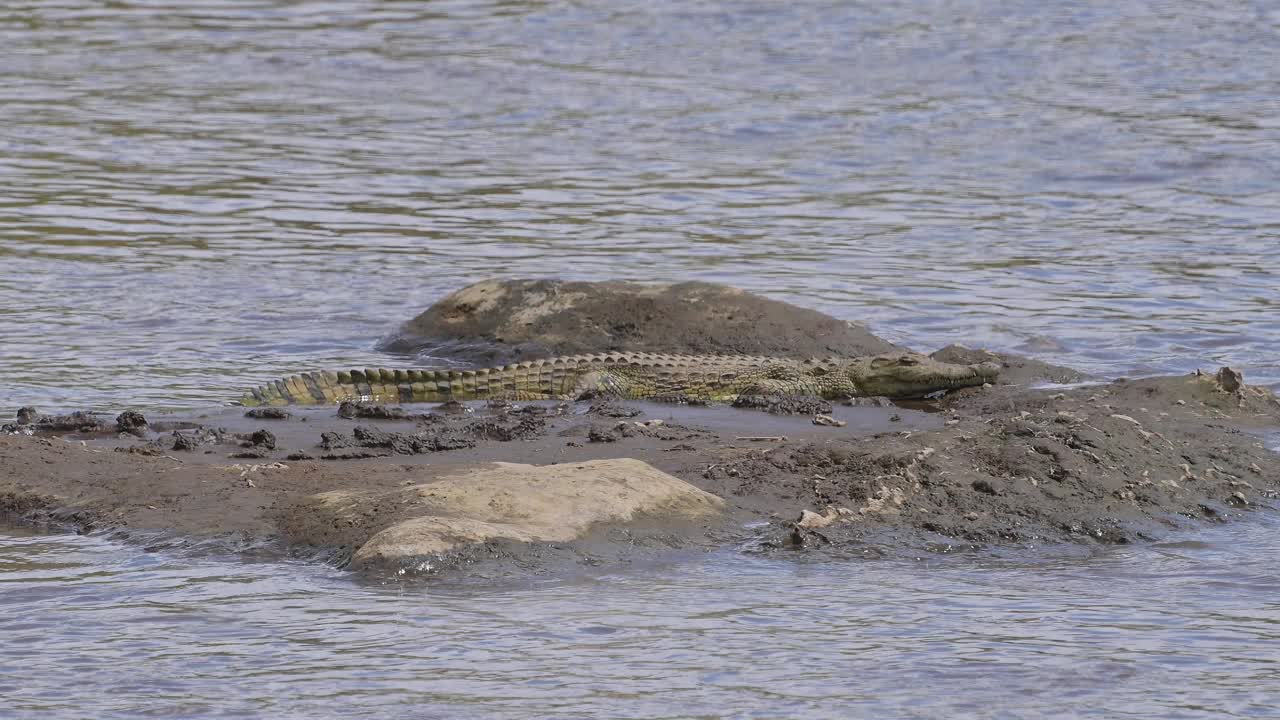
[3,520,1279,719]
[3,1,1280,716]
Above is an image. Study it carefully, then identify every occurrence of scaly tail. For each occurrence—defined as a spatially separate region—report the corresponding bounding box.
[238,366,559,406]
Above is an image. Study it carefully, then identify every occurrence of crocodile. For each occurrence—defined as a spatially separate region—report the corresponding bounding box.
[239,352,999,407]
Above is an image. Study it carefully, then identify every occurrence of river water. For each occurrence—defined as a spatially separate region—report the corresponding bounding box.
[3,519,1280,719]
[2,1,1279,717]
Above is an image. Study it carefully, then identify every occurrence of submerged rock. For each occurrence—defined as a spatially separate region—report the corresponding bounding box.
[587,425,620,443]
[171,431,201,452]
[383,278,901,361]
[115,410,148,437]
[347,425,475,454]
[249,429,277,450]
[244,407,291,420]
[337,401,422,421]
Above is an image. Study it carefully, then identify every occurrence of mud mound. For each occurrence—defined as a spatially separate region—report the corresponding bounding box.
[382,279,901,361]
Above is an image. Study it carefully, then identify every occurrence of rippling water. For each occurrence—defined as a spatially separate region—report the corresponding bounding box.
[3,0,1280,413]
[3,2,1280,715]
[3,519,1279,719]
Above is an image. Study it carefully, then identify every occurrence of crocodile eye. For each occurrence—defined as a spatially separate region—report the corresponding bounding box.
[898,355,920,366]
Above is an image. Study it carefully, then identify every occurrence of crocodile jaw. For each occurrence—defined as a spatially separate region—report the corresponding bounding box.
[848,354,999,399]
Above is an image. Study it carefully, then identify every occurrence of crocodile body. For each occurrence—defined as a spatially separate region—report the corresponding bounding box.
[239,352,998,407]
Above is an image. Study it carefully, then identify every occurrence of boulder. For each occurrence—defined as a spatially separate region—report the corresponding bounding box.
[383,279,901,361]
[286,458,724,572]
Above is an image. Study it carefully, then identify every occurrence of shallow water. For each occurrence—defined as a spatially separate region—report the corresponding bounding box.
[3,519,1280,719]
[3,1,1280,716]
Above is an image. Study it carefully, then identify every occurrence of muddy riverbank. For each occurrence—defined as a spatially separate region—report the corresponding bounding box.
[3,351,1277,579]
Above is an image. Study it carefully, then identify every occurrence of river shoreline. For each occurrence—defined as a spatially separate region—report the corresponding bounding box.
[3,354,1277,580]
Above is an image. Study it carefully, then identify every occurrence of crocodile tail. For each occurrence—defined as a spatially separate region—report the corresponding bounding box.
[237,368,500,406]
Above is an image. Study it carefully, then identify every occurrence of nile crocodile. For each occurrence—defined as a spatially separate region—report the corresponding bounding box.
[239,352,999,407]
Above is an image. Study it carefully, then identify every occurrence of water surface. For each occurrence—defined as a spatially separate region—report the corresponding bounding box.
[2,0,1279,412]
[3,519,1280,718]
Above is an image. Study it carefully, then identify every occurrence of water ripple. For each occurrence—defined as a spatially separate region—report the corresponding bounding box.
[3,516,1280,718]
[0,2,1278,415]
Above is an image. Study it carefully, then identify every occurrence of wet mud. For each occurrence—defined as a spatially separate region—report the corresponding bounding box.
[2,358,1278,579]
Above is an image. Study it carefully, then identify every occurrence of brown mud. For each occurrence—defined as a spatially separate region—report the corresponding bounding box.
[3,279,1279,580]
[3,359,1278,579]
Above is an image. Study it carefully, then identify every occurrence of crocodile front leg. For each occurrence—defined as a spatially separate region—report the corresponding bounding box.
[566,370,638,400]
[734,378,802,398]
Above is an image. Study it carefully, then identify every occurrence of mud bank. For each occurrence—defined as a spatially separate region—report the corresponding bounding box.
[3,279,1279,579]
[3,357,1278,579]
[0,398,937,575]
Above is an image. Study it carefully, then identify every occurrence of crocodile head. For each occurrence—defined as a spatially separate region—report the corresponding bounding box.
[848,352,1000,399]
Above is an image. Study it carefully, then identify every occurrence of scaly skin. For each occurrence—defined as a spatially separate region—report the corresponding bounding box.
[238,352,999,407]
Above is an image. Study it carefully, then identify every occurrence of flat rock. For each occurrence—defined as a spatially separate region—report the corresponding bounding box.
[383,278,902,361]
[286,458,723,572]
